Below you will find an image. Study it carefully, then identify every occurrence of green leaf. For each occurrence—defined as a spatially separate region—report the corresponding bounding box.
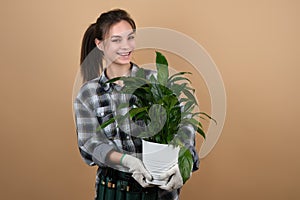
[129,107,148,119]
[122,77,149,86]
[200,112,217,125]
[149,74,157,84]
[156,52,169,86]
[186,118,202,128]
[183,101,195,112]
[190,111,202,118]
[117,102,130,110]
[178,147,193,183]
[170,83,188,96]
[185,86,195,93]
[179,98,190,103]
[196,125,206,139]
[156,51,168,67]
[168,72,192,82]
[97,118,115,131]
[133,111,148,121]
[157,65,168,86]
[182,88,198,105]
[168,76,191,85]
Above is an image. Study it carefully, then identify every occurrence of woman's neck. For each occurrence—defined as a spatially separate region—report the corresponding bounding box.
[105,63,131,85]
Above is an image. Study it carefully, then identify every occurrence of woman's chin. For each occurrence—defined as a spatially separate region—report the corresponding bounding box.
[115,57,132,65]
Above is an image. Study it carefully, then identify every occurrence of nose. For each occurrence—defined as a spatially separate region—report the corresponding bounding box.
[120,39,130,50]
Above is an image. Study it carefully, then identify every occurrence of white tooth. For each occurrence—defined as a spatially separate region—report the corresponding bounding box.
[118,52,130,56]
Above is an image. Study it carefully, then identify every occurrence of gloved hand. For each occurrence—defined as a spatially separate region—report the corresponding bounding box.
[121,154,153,188]
[158,164,183,191]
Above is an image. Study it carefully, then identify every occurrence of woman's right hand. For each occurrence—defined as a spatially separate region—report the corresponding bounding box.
[121,154,153,187]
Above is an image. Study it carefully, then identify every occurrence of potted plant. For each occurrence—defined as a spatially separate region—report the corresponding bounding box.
[100,51,215,184]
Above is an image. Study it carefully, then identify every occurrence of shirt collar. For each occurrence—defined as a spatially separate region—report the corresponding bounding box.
[97,62,139,94]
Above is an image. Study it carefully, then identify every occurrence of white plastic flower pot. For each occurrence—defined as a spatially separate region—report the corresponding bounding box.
[142,140,180,185]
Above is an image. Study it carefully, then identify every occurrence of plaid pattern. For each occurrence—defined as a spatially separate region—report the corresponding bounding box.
[74,63,199,200]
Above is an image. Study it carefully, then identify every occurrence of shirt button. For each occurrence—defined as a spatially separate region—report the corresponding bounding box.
[100,112,104,117]
[126,136,130,139]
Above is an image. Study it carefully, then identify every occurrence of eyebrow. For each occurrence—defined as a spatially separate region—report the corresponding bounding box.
[110,31,135,39]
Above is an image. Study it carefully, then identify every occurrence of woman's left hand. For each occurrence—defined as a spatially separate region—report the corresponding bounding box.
[158,164,183,191]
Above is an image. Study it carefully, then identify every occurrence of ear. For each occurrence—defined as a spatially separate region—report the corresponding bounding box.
[95,38,103,51]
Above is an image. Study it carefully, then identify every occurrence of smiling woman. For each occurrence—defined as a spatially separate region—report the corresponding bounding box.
[95,20,136,73]
[73,8,199,200]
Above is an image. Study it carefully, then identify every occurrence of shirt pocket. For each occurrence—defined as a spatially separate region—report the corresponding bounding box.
[95,106,116,138]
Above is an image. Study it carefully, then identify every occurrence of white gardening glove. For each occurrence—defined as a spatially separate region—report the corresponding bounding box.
[158,164,183,191]
[121,154,153,188]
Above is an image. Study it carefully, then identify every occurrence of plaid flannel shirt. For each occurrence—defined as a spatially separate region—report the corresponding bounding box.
[74,63,199,200]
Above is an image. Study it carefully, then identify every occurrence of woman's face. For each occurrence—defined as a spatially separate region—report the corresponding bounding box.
[99,20,136,66]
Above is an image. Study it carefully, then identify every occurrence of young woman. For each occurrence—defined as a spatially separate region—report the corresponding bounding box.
[74,9,199,200]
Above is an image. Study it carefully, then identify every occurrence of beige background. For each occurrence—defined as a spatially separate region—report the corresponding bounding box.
[1,0,299,199]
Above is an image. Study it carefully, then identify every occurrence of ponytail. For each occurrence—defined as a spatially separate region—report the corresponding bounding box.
[80,23,103,82]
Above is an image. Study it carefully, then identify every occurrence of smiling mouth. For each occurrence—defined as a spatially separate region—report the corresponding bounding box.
[117,51,131,56]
